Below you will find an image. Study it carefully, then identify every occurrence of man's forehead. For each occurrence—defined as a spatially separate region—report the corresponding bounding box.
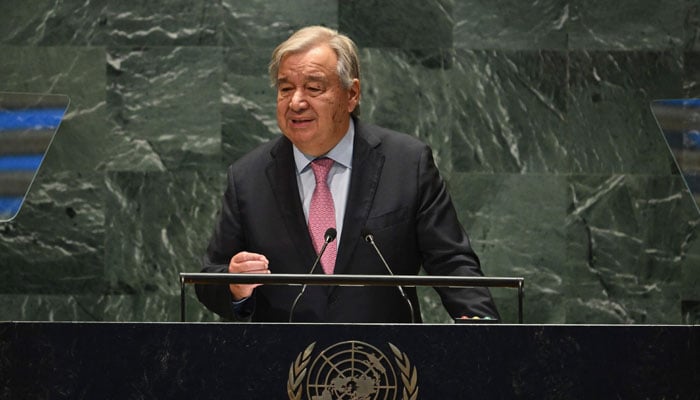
[276,71,330,84]
[277,59,336,84]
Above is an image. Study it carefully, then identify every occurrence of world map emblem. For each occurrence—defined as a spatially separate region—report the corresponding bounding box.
[287,340,419,400]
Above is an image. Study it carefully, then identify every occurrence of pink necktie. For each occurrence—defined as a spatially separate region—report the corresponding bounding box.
[308,157,337,274]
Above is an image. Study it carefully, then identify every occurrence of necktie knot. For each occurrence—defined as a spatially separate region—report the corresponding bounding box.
[311,157,334,184]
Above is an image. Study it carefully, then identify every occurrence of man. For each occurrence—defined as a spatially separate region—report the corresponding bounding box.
[195,26,499,323]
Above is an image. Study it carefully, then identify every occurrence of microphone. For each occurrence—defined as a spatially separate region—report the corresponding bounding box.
[361,229,415,323]
[289,227,337,322]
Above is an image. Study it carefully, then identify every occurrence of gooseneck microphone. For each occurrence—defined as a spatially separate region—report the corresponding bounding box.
[361,229,415,323]
[289,227,337,322]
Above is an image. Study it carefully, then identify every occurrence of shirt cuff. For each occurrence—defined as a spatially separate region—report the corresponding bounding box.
[230,296,255,321]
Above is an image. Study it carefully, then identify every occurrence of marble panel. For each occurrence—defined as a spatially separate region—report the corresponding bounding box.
[0,172,105,295]
[448,173,568,323]
[416,285,452,324]
[0,0,223,46]
[358,48,458,175]
[104,171,222,299]
[0,295,102,321]
[221,47,281,166]
[682,301,700,323]
[566,51,683,174]
[339,0,453,49]
[688,2,700,51]
[449,50,569,173]
[222,0,337,48]
[568,0,685,50]
[565,174,698,324]
[100,0,223,46]
[97,293,217,322]
[0,0,100,45]
[680,221,700,323]
[105,46,222,172]
[0,46,111,173]
[0,292,216,322]
[684,51,700,98]
[453,0,568,50]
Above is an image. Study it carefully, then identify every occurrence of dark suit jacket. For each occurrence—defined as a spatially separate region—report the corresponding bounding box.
[196,118,499,323]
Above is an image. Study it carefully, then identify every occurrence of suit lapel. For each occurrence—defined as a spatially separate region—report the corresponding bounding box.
[265,137,317,271]
[334,121,384,274]
[264,122,385,276]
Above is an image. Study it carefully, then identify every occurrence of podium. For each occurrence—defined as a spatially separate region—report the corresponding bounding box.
[2,274,697,398]
[1,322,697,399]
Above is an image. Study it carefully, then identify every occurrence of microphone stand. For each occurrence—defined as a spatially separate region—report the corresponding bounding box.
[289,228,337,322]
[363,232,415,323]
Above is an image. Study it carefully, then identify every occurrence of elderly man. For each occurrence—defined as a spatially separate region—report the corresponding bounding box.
[196,26,499,323]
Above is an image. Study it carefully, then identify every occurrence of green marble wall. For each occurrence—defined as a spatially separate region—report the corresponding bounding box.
[1,0,698,324]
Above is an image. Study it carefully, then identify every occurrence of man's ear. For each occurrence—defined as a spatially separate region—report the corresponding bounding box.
[347,78,361,113]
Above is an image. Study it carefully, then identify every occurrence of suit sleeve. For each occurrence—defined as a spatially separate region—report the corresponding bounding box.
[195,166,249,320]
[415,146,501,320]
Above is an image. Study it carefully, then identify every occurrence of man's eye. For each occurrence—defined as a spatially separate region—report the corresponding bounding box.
[307,86,322,93]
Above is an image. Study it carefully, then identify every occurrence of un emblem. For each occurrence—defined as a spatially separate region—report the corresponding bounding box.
[287,340,419,400]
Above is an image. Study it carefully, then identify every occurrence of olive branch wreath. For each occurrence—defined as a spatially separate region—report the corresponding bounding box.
[389,342,419,400]
[287,342,315,400]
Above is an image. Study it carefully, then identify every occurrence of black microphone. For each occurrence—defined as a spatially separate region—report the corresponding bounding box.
[289,227,337,322]
[361,229,415,323]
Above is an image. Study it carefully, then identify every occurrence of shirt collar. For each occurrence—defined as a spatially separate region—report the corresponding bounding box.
[293,118,355,174]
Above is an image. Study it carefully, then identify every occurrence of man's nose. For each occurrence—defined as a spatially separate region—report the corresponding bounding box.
[289,89,308,111]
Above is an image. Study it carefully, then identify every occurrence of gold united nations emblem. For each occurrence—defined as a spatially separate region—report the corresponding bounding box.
[287,340,419,400]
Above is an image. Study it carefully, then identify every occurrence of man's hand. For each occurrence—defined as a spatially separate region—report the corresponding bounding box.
[228,251,270,300]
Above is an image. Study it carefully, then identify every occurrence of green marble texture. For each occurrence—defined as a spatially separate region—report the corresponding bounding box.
[454,0,568,50]
[0,172,105,294]
[0,0,698,324]
[449,50,569,173]
[106,46,223,171]
[685,52,700,98]
[359,48,458,174]
[103,171,221,294]
[450,173,569,323]
[223,0,338,48]
[689,4,700,51]
[0,0,223,46]
[566,51,683,173]
[569,0,685,50]
[339,0,453,49]
[564,175,695,324]
[222,47,280,165]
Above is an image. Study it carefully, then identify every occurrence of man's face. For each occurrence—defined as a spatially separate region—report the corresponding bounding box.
[276,44,360,157]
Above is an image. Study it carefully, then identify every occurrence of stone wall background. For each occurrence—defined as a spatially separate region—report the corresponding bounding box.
[1,0,698,324]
